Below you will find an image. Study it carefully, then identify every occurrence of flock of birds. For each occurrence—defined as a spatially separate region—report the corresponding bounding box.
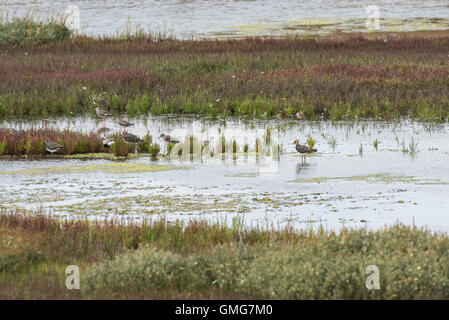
[43,94,318,162]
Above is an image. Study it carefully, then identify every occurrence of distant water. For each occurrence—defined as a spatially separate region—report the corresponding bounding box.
[2,0,449,37]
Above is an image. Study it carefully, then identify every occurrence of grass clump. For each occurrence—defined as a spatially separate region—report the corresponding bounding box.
[0,127,104,156]
[110,134,129,157]
[307,136,316,149]
[374,139,379,151]
[137,133,153,153]
[148,143,160,157]
[0,210,448,299]
[0,17,71,45]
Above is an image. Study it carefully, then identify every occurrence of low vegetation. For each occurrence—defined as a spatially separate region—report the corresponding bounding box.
[0,210,448,299]
[0,127,104,156]
[1,31,449,120]
[0,15,71,45]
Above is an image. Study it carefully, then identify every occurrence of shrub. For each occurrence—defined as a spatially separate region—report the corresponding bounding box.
[0,18,71,45]
[83,226,449,299]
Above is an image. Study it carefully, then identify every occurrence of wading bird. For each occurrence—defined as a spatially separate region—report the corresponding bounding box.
[45,139,64,154]
[95,107,112,126]
[117,119,134,132]
[294,139,317,164]
[122,131,142,153]
[159,134,179,144]
[122,131,142,143]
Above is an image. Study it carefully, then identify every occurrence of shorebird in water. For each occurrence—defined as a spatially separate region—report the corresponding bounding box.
[159,134,179,144]
[45,139,64,154]
[294,139,317,165]
[121,131,142,153]
[117,119,134,133]
[95,107,112,126]
[122,131,142,143]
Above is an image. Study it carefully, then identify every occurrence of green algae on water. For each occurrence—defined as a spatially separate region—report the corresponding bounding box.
[0,163,186,176]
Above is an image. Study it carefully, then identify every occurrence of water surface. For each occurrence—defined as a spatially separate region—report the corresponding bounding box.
[3,0,449,37]
[1,116,448,233]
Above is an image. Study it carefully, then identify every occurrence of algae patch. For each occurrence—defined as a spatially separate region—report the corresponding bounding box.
[0,163,186,175]
[289,173,447,185]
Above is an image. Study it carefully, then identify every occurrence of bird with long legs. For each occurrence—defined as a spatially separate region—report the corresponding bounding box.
[95,107,112,127]
[117,119,134,133]
[294,139,317,165]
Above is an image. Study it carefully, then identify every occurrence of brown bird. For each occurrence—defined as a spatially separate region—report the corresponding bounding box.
[121,131,142,154]
[159,133,179,144]
[45,139,64,154]
[294,139,317,164]
[95,107,112,126]
[117,119,134,131]
[122,131,142,143]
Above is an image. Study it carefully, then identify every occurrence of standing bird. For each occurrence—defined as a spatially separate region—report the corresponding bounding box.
[45,139,65,154]
[122,131,142,143]
[117,119,134,133]
[122,131,142,153]
[95,107,112,126]
[159,133,179,144]
[294,139,317,164]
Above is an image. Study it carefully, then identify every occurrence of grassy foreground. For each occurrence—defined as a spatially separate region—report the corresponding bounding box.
[1,31,449,120]
[0,210,448,299]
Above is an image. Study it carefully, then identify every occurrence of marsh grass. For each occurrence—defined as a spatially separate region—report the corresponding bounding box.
[0,209,448,299]
[110,134,129,157]
[148,143,160,157]
[0,9,71,45]
[137,133,153,153]
[307,136,316,149]
[1,33,449,120]
[0,127,104,156]
[374,139,379,151]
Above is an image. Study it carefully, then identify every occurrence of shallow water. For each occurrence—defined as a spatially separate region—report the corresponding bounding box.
[3,0,449,37]
[1,116,448,232]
